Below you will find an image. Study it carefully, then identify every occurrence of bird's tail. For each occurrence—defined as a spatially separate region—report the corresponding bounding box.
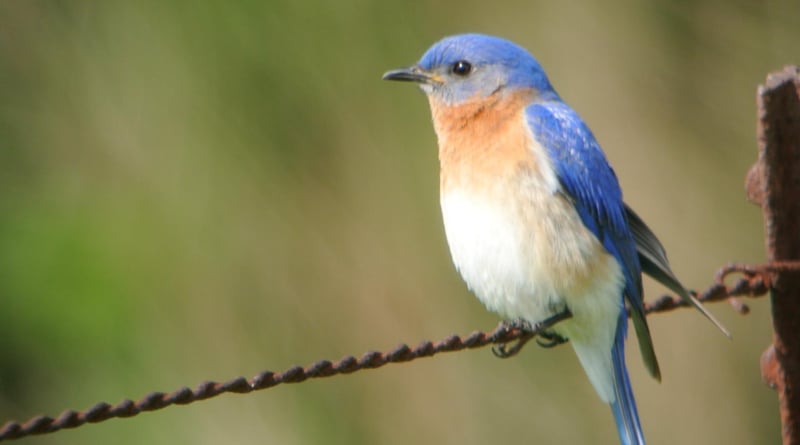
[610,314,646,445]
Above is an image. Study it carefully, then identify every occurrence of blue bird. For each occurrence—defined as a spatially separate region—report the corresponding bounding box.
[383,34,728,445]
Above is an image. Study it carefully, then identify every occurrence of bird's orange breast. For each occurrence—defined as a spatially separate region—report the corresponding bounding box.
[431,90,541,195]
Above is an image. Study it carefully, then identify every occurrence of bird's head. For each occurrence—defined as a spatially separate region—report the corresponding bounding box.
[383,34,557,106]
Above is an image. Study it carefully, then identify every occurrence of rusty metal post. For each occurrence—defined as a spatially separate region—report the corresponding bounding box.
[747,65,800,445]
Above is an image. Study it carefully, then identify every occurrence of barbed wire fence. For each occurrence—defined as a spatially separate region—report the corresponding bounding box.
[1,66,798,443]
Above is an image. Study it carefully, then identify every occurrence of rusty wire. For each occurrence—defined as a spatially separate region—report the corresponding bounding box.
[0,261,798,442]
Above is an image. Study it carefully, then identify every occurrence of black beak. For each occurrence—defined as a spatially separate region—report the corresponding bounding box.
[382,66,434,83]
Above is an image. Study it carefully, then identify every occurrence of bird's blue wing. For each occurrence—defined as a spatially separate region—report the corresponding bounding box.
[526,100,658,445]
[525,101,659,377]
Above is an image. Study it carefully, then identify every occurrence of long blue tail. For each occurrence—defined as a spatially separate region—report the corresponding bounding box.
[610,313,646,445]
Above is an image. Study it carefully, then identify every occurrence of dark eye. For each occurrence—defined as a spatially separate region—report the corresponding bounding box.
[451,60,472,76]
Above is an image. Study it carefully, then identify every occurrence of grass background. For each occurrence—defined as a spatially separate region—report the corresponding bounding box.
[1,1,798,443]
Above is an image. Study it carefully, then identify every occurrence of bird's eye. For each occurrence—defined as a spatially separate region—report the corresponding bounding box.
[451,60,472,76]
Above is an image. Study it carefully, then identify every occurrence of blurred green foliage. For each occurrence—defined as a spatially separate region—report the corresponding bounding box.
[0,1,797,443]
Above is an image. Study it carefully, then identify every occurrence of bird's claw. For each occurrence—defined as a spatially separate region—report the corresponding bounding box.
[492,318,535,358]
[492,335,533,358]
[492,309,572,358]
[535,332,569,348]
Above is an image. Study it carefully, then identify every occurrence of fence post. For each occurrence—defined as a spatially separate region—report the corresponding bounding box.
[747,65,800,445]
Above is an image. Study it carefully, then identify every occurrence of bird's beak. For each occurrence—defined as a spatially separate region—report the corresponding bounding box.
[382,66,438,84]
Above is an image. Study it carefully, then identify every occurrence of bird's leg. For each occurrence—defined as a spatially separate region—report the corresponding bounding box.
[492,308,572,358]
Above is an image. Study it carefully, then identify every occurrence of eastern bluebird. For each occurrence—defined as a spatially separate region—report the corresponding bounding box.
[383,34,728,445]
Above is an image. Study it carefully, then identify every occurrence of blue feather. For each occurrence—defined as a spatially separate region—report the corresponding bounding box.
[526,101,648,445]
[611,310,645,445]
[525,101,644,320]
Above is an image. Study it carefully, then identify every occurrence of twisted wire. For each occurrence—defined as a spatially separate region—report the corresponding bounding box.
[0,261,797,442]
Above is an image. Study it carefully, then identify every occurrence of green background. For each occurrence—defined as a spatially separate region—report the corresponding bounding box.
[1,1,797,444]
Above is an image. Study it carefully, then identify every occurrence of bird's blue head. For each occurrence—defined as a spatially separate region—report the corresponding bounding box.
[383,34,558,105]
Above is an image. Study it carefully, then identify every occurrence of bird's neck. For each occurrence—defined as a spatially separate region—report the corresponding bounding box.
[428,90,532,134]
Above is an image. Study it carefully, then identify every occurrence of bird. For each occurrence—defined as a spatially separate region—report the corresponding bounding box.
[382,34,728,445]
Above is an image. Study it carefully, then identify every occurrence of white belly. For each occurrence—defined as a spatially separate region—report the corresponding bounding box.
[440,189,556,320]
[440,186,626,402]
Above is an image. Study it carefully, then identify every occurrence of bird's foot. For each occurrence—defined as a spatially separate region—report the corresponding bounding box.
[535,332,569,348]
[491,309,572,359]
[491,318,535,358]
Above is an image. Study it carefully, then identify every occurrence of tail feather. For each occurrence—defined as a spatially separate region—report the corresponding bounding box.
[610,314,646,445]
